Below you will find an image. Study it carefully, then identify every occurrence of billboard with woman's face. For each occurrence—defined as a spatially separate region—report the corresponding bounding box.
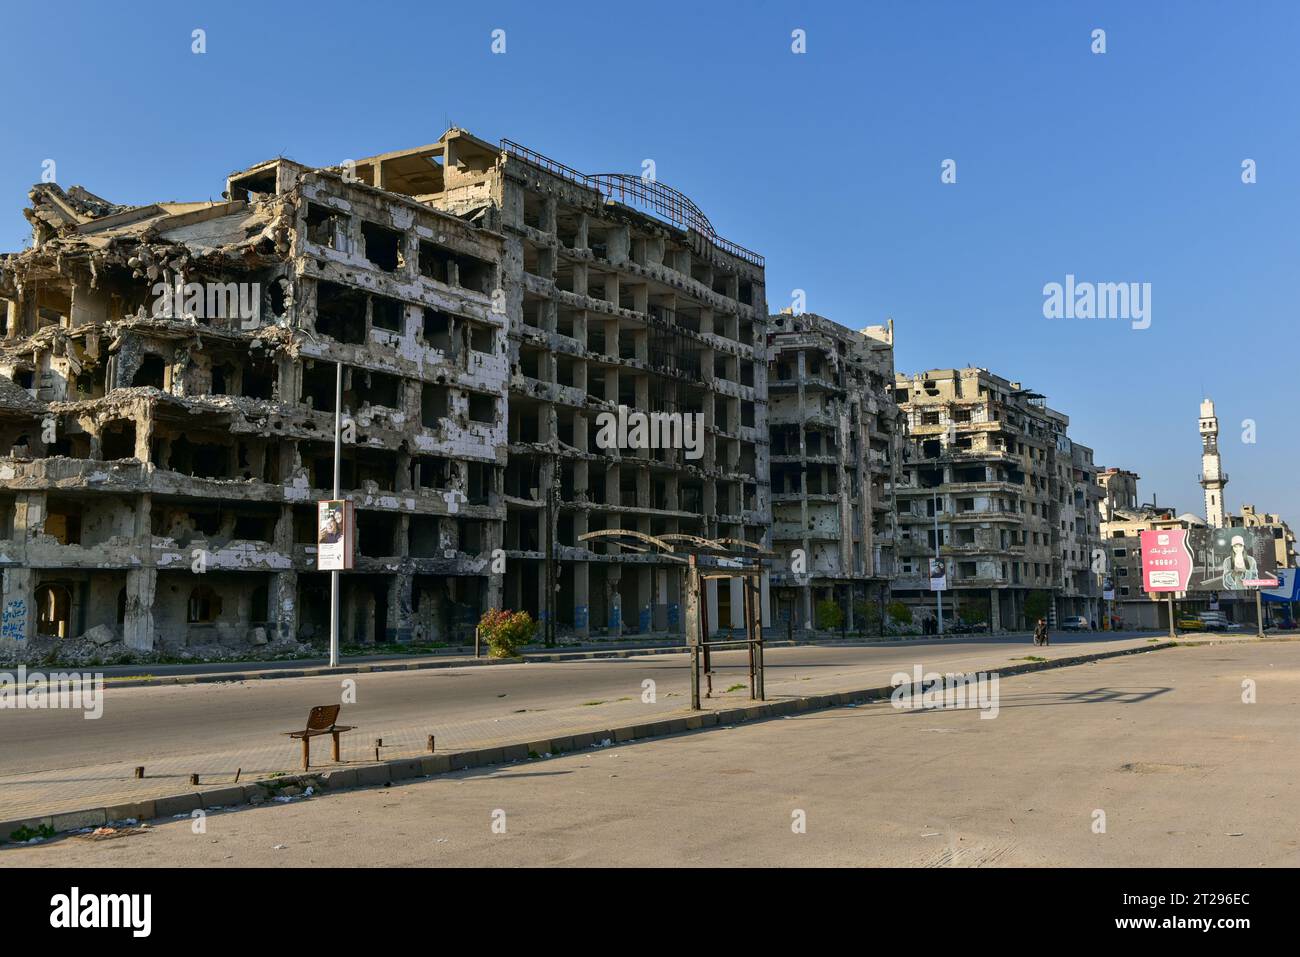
[317,500,354,571]
[1142,526,1279,593]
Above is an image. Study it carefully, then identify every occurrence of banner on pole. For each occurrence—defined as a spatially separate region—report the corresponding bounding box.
[317,500,354,571]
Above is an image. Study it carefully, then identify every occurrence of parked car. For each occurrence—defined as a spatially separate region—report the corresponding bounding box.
[1059,616,1090,631]
[1176,616,1205,630]
[1198,613,1242,631]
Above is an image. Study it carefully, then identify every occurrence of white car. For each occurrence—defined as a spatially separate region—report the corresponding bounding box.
[1060,616,1090,631]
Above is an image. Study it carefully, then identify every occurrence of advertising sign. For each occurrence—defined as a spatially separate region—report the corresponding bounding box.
[317,500,354,571]
[1186,527,1279,591]
[1102,576,1115,601]
[928,558,947,592]
[1142,526,1280,594]
[1140,529,1192,592]
[1261,567,1299,604]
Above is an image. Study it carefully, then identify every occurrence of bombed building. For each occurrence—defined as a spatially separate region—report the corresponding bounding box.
[0,128,771,654]
[766,311,899,630]
[1,156,507,653]
[891,368,1102,631]
[343,130,772,637]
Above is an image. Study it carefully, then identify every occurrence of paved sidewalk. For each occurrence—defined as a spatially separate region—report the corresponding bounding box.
[0,635,1164,822]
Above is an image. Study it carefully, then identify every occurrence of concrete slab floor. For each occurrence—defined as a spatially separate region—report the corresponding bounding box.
[4,640,1297,867]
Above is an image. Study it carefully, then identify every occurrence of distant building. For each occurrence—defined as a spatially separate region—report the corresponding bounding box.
[766,311,899,630]
[892,367,1101,632]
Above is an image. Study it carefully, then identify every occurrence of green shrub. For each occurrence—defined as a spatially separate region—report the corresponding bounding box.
[478,609,536,658]
[886,601,912,626]
[854,600,882,634]
[815,599,843,631]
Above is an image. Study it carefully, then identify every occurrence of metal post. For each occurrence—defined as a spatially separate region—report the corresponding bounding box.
[751,567,765,700]
[701,582,712,698]
[745,577,756,700]
[934,491,944,635]
[544,462,555,647]
[329,361,342,668]
[1167,593,1176,639]
[1255,588,1265,639]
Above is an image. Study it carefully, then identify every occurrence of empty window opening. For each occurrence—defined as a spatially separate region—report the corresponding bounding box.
[467,393,495,424]
[132,354,166,389]
[315,281,367,344]
[361,221,403,272]
[300,361,340,413]
[306,203,347,251]
[419,242,453,283]
[421,385,450,427]
[188,585,222,623]
[371,296,405,332]
[362,369,402,409]
[35,583,73,638]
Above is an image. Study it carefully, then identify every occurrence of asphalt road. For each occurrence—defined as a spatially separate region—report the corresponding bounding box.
[0,633,1153,779]
[7,639,1295,867]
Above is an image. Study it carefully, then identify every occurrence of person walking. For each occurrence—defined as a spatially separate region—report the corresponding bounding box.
[1033,617,1049,647]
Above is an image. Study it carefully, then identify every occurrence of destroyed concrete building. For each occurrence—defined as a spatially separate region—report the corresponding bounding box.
[766,311,899,629]
[343,130,771,637]
[892,368,1102,631]
[1,157,507,652]
[0,127,771,652]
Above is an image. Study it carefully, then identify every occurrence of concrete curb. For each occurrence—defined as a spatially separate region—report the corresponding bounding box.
[39,632,1174,690]
[0,636,1182,842]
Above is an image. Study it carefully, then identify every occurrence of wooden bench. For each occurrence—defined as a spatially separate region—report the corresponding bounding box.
[283,705,355,770]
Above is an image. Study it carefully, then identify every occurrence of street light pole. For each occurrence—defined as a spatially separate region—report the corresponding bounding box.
[933,490,943,636]
[329,361,342,668]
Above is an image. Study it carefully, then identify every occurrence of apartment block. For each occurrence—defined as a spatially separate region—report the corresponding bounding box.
[892,368,1102,631]
[1,129,772,652]
[766,311,899,629]
[0,157,509,651]
[391,130,771,637]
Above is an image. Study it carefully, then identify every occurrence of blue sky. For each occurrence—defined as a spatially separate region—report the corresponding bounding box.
[2,0,1296,521]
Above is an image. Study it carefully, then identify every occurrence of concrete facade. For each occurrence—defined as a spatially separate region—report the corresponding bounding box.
[354,130,773,639]
[891,367,1102,632]
[0,128,772,654]
[765,311,899,630]
[0,161,510,653]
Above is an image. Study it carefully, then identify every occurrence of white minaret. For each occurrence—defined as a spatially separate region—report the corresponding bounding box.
[1198,397,1227,527]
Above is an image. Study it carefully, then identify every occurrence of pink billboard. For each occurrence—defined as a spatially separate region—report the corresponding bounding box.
[1140,529,1194,593]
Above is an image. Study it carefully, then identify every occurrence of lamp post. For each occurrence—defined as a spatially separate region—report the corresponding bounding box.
[933,490,943,635]
[329,360,341,667]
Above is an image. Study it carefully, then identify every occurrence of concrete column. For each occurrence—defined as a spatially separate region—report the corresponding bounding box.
[388,572,414,643]
[1,567,37,645]
[123,567,156,651]
[573,560,590,637]
[989,587,1002,633]
[636,564,653,634]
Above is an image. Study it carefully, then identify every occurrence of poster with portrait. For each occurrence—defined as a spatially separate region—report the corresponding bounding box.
[1186,527,1278,592]
[317,499,354,571]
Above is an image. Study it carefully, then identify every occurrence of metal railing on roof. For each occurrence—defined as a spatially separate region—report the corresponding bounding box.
[500,138,764,267]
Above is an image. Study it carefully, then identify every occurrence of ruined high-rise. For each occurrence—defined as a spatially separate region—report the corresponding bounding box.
[892,368,1102,631]
[0,128,771,653]
[766,311,899,629]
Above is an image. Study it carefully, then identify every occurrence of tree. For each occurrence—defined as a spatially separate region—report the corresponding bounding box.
[960,597,989,624]
[1024,590,1051,625]
[815,599,843,631]
[854,600,882,636]
[886,601,912,626]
